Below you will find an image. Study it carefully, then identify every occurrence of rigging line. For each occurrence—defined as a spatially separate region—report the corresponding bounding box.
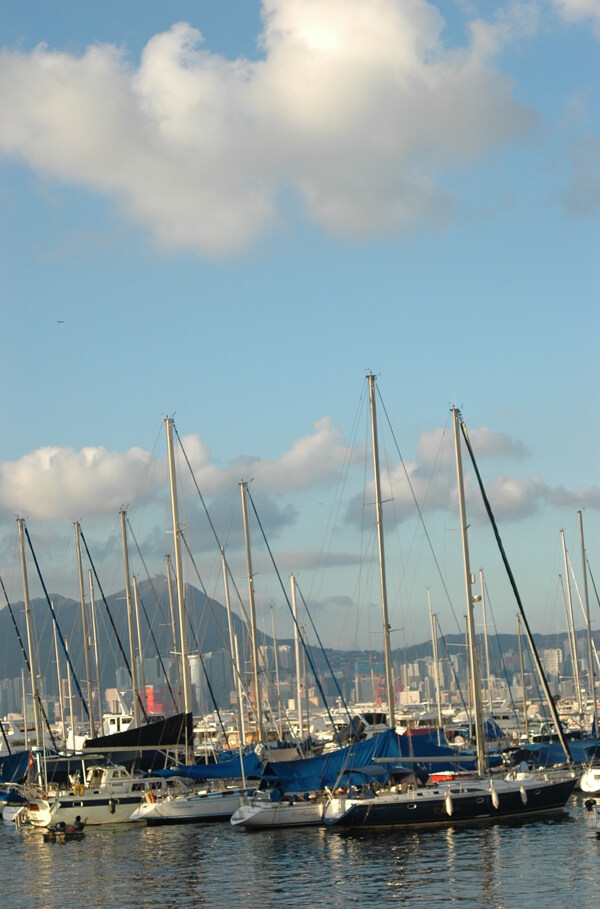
[458,415,573,764]
[587,557,600,612]
[565,550,600,674]
[377,391,462,633]
[172,424,254,634]
[295,579,358,735]
[246,486,343,750]
[482,581,522,735]
[0,574,58,752]
[179,531,300,745]
[136,589,178,713]
[79,527,148,724]
[125,516,173,635]
[176,534,240,744]
[24,524,90,722]
[124,517,180,710]
[436,619,469,717]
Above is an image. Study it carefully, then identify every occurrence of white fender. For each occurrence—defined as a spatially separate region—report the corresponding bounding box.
[490,785,499,809]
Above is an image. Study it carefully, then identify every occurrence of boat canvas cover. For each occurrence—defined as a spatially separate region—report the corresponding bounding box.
[0,749,31,784]
[512,737,600,768]
[155,749,264,781]
[258,730,411,793]
[83,712,193,752]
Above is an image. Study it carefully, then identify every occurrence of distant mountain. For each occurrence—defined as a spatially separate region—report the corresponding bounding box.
[0,575,586,703]
[0,577,253,697]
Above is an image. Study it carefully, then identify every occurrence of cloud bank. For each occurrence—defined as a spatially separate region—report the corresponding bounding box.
[0,0,537,253]
[0,418,353,521]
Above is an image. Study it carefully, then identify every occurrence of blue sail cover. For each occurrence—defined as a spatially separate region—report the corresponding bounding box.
[258,730,413,793]
[0,749,31,784]
[155,749,263,781]
[512,737,600,767]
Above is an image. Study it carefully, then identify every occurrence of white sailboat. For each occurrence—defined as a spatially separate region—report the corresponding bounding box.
[130,779,250,825]
[230,789,324,829]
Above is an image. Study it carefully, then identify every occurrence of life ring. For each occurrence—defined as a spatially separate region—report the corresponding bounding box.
[145,790,156,804]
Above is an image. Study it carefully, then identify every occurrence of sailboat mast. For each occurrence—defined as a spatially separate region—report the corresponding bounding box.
[132,575,147,715]
[240,480,264,742]
[561,530,583,720]
[517,614,529,740]
[291,574,304,742]
[479,569,493,714]
[452,407,486,776]
[17,516,42,746]
[53,618,67,746]
[120,508,141,727]
[165,417,192,719]
[578,510,598,734]
[165,555,182,713]
[367,373,396,731]
[428,590,443,738]
[75,522,95,738]
[88,569,102,721]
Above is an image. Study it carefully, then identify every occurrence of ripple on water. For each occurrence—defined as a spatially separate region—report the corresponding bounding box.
[1,795,598,909]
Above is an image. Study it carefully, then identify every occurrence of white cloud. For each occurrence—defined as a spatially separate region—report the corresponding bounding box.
[0,0,537,253]
[345,423,600,525]
[417,425,528,465]
[0,445,155,520]
[551,0,600,30]
[0,418,354,521]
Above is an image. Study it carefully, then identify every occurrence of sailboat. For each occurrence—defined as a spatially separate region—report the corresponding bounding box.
[323,394,576,829]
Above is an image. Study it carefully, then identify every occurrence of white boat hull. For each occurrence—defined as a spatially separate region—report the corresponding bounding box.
[231,795,324,828]
[130,789,243,824]
[580,769,600,793]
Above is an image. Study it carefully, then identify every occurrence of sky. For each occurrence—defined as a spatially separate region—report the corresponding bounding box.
[0,0,599,655]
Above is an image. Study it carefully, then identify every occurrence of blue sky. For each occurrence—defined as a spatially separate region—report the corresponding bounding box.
[0,0,599,654]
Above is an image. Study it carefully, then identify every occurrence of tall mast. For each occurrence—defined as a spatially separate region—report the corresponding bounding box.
[452,407,486,776]
[270,606,283,740]
[165,555,182,713]
[132,575,147,714]
[53,618,67,746]
[221,547,245,748]
[165,417,192,719]
[428,590,443,742]
[479,569,493,714]
[578,510,598,734]
[88,569,102,720]
[291,574,304,743]
[561,530,583,720]
[517,614,529,740]
[17,517,42,746]
[120,508,140,727]
[74,522,95,738]
[367,373,396,730]
[240,480,264,742]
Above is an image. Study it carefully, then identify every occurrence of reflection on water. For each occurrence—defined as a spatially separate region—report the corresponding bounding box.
[2,795,598,909]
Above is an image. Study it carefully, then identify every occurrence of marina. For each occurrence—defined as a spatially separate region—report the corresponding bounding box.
[2,792,599,909]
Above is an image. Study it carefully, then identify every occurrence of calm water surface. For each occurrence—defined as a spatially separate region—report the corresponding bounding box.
[3,793,599,908]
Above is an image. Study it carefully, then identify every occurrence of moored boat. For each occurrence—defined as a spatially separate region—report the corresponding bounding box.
[25,764,158,827]
[323,770,577,829]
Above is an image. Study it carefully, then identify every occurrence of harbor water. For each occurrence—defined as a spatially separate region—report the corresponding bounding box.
[2,793,599,908]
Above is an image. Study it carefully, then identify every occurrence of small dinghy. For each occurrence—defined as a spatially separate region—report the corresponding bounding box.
[42,816,85,843]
